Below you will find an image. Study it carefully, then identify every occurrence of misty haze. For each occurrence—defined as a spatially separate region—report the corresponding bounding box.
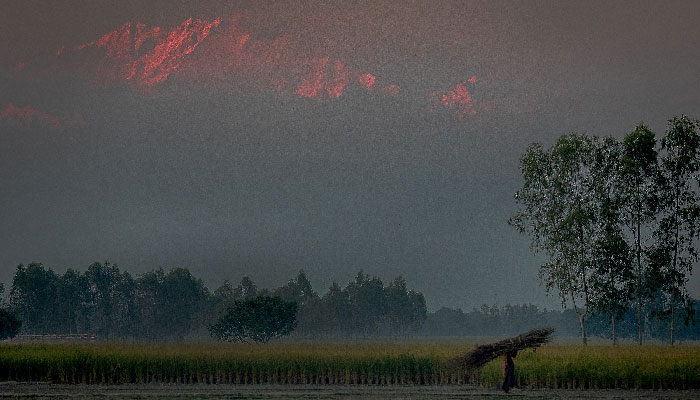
[2,1,700,399]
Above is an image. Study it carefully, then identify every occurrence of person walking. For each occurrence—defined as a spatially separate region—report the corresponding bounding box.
[502,349,517,393]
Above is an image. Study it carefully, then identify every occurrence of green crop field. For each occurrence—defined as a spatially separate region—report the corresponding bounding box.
[0,343,698,389]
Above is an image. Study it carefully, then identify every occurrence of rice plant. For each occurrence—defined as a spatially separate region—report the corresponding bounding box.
[476,345,700,390]
[0,343,697,389]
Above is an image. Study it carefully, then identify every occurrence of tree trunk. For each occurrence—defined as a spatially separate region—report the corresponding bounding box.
[671,188,679,346]
[611,312,617,346]
[671,291,675,346]
[578,313,587,345]
[576,222,589,346]
[570,293,587,346]
[636,200,643,346]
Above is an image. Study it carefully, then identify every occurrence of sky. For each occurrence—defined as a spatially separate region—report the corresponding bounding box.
[2,0,700,311]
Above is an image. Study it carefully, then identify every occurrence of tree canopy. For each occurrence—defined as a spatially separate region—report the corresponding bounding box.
[512,115,700,345]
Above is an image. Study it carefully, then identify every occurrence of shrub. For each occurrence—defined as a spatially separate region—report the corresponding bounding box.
[209,296,297,343]
[0,308,21,340]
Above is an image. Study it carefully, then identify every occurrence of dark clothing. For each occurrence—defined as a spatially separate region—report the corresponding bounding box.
[502,351,516,392]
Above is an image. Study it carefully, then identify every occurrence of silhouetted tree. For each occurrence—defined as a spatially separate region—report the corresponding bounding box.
[209,296,297,343]
[9,263,61,333]
[0,308,21,339]
[233,276,258,300]
[386,276,427,335]
[320,281,352,335]
[84,262,135,339]
[133,267,166,339]
[272,270,319,336]
[345,270,386,336]
[406,289,427,333]
[210,279,236,320]
[273,270,316,307]
[161,267,210,339]
[57,268,90,334]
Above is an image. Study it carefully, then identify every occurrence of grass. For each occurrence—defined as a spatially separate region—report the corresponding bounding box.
[0,343,698,389]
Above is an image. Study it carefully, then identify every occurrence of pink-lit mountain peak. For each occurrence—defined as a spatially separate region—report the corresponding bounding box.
[68,17,221,88]
[27,15,483,119]
[57,15,389,98]
[431,77,479,119]
[295,57,354,99]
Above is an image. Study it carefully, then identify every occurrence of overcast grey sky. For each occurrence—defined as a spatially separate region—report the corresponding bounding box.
[2,0,700,311]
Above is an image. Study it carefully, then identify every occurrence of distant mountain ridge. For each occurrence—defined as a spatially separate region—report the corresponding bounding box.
[11,14,484,119]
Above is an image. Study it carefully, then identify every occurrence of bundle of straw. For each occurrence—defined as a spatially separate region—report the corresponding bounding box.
[454,327,555,371]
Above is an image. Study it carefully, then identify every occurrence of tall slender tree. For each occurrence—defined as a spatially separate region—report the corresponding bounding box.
[589,137,634,345]
[511,134,598,344]
[650,115,700,345]
[590,217,633,345]
[619,124,659,345]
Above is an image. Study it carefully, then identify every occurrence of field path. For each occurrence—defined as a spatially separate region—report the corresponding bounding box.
[1,383,699,399]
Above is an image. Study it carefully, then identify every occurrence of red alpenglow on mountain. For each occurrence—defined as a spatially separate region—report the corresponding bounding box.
[0,103,62,128]
[39,15,397,100]
[358,73,376,90]
[16,15,484,118]
[431,78,479,120]
[296,58,351,99]
[69,17,221,88]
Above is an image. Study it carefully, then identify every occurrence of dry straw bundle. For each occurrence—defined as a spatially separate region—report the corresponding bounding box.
[455,327,555,371]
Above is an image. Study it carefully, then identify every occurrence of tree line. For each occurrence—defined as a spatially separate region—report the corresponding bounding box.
[4,262,427,340]
[424,302,700,342]
[3,261,700,342]
[511,115,700,345]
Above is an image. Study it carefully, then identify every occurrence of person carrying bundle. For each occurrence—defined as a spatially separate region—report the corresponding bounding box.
[454,328,553,393]
[502,349,517,393]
